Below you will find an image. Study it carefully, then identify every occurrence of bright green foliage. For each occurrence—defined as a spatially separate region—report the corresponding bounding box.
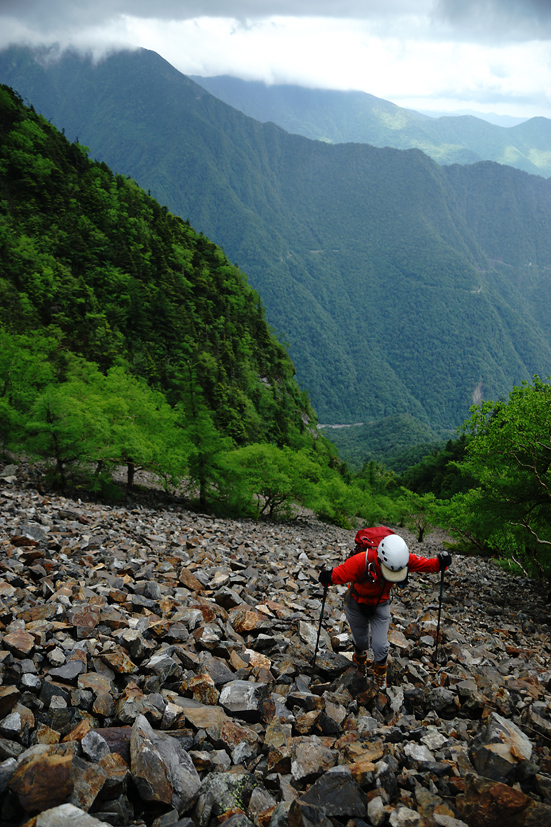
[309,476,369,529]
[22,357,185,490]
[97,366,187,488]
[396,490,441,542]
[26,377,109,488]
[179,401,234,511]
[447,376,551,578]
[219,444,322,520]
[0,327,57,453]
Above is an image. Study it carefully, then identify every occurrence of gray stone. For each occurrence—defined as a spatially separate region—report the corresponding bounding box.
[299,765,366,817]
[470,711,533,783]
[219,680,268,722]
[193,771,257,827]
[291,736,336,783]
[35,804,112,826]
[48,660,86,683]
[130,714,201,813]
[81,731,111,762]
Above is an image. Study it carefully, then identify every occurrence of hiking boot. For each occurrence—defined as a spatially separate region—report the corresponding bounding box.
[352,650,369,677]
[373,660,387,690]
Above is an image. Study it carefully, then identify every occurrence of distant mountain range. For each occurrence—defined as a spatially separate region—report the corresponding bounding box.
[191,75,551,178]
[1,44,551,441]
[418,109,528,128]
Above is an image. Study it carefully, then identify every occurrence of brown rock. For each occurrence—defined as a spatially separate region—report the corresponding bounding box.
[4,629,35,656]
[68,604,101,629]
[93,691,115,718]
[188,673,219,706]
[36,724,61,745]
[68,757,107,811]
[179,568,204,592]
[62,719,92,743]
[456,772,551,827]
[101,649,137,674]
[218,720,259,752]
[78,673,114,695]
[98,751,130,798]
[10,749,74,813]
[228,606,268,634]
[0,685,21,717]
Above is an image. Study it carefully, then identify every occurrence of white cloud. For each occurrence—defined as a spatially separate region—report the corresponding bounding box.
[0,1,550,117]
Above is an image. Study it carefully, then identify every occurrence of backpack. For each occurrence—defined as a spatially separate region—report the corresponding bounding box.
[353,526,396,555]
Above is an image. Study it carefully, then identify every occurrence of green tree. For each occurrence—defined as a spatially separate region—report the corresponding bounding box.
[397,489,441,542]
[0,327,57,454]
[452,375,551,578]
[220,443,322,520]
[26,375,109,488]
[99,366,187,488]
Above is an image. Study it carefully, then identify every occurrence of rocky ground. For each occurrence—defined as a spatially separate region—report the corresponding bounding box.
[0,462,550,827]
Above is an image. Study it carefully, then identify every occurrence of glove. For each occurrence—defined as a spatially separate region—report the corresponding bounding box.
[438,552,452,571]
[318,569,333,587]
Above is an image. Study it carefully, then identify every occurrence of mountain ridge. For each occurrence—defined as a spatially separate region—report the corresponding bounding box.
[191,74,551,177]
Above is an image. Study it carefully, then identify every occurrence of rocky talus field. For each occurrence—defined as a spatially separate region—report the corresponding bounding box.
[0,464,550,827]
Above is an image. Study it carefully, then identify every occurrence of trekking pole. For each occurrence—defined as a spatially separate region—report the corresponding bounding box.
[433,567,445,666]
[312,583,328,667]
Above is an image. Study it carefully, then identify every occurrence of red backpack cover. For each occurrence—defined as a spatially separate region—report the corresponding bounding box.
[354,526,395,552]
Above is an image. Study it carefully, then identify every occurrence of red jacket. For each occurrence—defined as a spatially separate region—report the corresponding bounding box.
[331,546,441,606]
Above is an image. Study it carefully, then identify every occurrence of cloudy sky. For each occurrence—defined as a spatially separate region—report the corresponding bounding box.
[1,0,551,118]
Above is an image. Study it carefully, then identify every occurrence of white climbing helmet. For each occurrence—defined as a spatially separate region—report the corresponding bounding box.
[377,534,409,582]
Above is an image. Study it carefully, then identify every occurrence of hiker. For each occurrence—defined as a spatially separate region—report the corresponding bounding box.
[318,527,451,690]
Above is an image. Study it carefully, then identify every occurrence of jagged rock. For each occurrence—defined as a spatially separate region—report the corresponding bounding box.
[130,714,201,812]
[193,771,257,827]
[291,736,336,783]
[470,711,534,783]
[31,803,113,825]
[389,807,422,826]
[288,798,333,826]
[9,745,75,814]
[298,765,366,817]
[456,772,551,826]
[219,680,268,722]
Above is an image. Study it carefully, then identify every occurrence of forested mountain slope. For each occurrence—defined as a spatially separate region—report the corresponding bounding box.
[192,75,551,178]
[2,46,551,432]
[0,83,314,449]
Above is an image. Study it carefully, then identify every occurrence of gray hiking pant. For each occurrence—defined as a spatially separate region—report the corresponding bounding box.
[345,597,391,663]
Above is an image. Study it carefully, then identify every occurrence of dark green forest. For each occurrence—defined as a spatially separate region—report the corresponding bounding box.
[2,46,551,443]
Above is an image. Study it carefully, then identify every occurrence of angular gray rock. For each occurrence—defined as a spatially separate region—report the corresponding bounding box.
[130,714,201,812]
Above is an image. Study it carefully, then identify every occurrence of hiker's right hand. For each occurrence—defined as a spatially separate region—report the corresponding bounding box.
[318,569,333,587]
[438,552,452,570]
